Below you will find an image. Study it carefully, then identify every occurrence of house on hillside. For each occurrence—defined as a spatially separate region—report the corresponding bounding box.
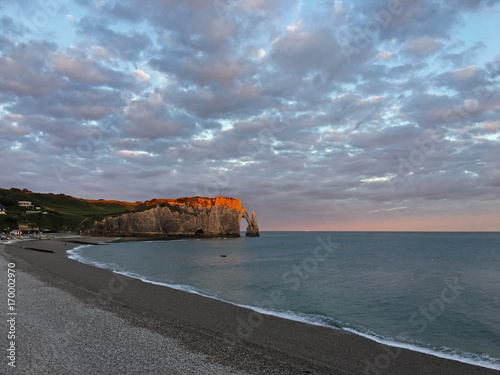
[0,204,5,214]
[18,201,34,209]
[18,222,39,232]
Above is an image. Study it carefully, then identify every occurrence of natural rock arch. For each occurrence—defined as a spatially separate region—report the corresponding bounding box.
[241,210,259,237]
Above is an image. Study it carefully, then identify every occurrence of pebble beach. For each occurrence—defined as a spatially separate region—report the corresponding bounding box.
[1,237,498,374]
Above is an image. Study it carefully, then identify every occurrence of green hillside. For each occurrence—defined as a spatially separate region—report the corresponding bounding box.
[0,188,142,232]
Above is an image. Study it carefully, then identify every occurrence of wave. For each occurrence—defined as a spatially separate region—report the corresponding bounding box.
[66,246,500,371]
[66,244,92,260]
[339,328,500,371]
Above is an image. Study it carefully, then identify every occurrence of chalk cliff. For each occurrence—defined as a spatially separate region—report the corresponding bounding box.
[88,196,259,238]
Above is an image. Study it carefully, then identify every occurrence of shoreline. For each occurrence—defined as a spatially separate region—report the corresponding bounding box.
[2,237,499,374]
[65,240,500,371]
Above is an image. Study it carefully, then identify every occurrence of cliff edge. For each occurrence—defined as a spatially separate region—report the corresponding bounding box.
[88,196,259,238]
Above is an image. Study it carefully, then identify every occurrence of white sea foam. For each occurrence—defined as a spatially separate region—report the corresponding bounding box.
[339,327,500,371]
[66,245,92,261]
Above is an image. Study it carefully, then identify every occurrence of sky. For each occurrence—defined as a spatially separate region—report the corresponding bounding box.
[1,0,499,231]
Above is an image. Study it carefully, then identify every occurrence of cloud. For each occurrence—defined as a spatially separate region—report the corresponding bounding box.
[404,36,443,55]
[482,121,500,132]
[124,91,197,139]
[433,65,491,93]
[77,16,153,61]
[133,69,150,82]
[50,52,133,87]
[1,0,499,230]
[441,41,486,67]
[377,51,393,60]
[0,41,63,98]
[269,25,373,80]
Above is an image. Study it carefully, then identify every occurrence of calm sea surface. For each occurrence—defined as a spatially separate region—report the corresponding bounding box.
[68,232,500,370]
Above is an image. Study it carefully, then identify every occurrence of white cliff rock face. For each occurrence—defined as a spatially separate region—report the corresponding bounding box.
[89,196,259,237]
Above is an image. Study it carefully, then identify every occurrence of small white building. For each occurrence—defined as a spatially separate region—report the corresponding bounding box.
[0,204,6,214]
[18,201,34,209]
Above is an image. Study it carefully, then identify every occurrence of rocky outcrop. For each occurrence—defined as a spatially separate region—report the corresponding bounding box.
[88,196,259,238]
[243,210,259,237]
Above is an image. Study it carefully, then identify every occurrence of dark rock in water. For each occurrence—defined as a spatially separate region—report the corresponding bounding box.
[87,196,259,238]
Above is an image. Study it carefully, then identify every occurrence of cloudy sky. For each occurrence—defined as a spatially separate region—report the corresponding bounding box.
[1,0,499,231]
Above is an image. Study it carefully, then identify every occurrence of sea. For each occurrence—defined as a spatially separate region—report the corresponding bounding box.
[67,231,500,370]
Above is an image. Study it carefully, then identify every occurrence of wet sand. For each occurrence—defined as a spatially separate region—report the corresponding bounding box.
[1,237,498,374]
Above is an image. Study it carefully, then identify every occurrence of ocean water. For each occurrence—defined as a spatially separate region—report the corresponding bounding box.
[67,232,500,370]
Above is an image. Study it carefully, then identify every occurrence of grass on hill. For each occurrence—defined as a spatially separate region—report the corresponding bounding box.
[0,188,150,232]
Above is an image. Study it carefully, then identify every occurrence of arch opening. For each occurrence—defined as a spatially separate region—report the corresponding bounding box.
[240,210,259,237]
[240,217,247,234]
